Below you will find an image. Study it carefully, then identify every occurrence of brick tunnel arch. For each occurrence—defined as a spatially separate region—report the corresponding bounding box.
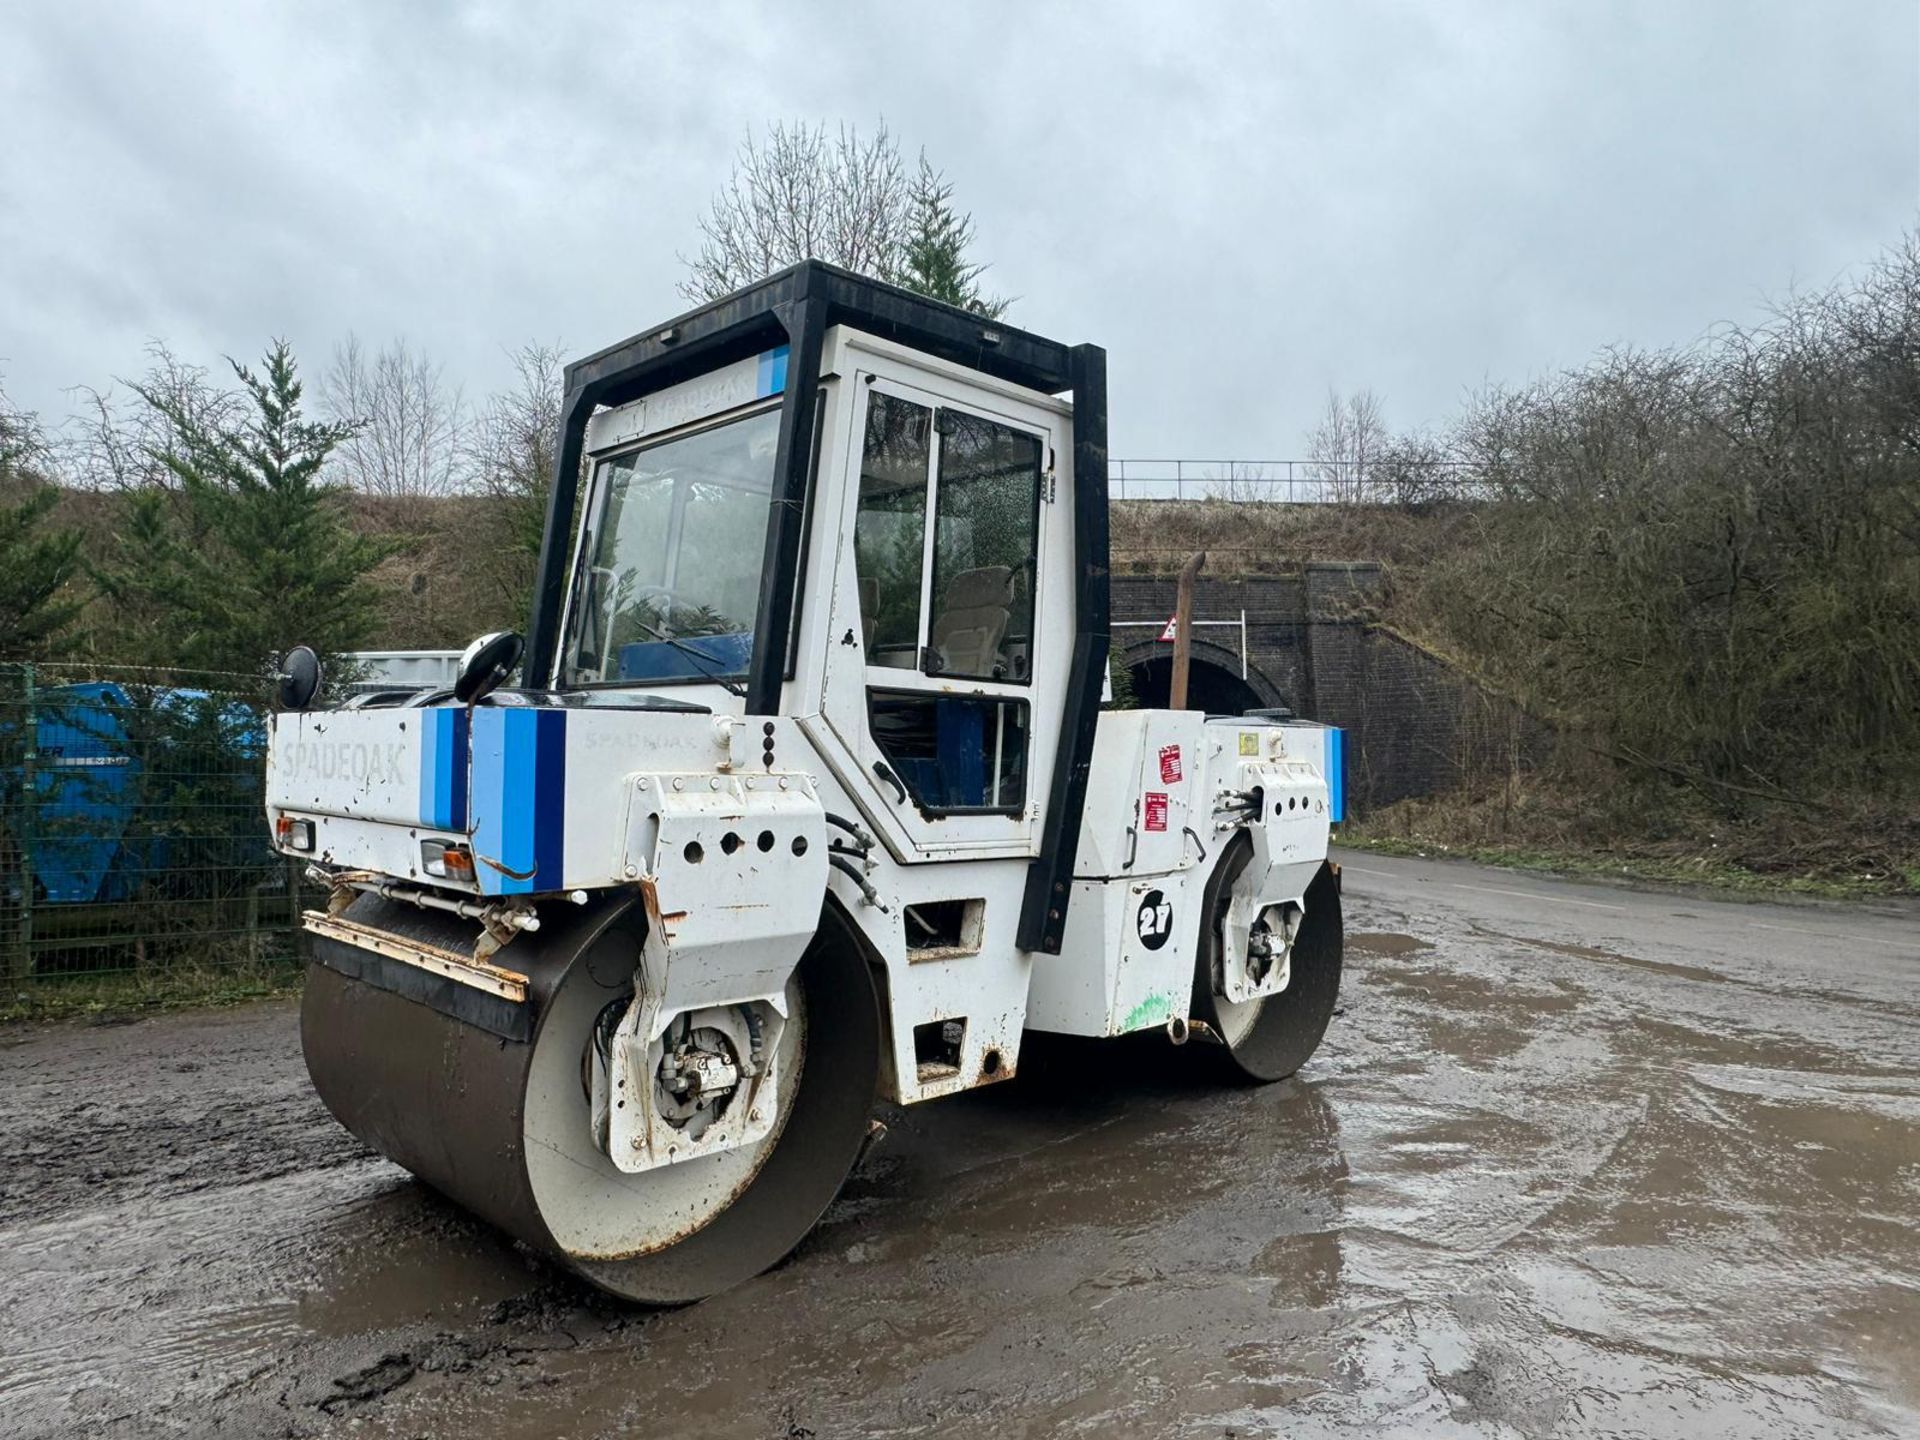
[1116,636,1287,715]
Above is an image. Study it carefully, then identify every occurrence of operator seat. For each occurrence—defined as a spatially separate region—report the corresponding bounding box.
[930,565,1013,677]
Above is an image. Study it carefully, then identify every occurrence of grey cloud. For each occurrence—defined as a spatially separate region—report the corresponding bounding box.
[3,0,1914,457]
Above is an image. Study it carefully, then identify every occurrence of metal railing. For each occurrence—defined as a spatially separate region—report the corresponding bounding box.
[1109,459,1481,504]
[0,662,314,982]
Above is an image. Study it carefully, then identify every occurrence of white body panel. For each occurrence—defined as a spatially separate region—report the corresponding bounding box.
[269,706,808,896]
[806,330,1077,864]
[1072,709,1211,879]
[1026,715,1331,1038]
[603,768,827,1173]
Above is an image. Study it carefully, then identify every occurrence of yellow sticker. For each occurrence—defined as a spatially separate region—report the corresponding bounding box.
[1238,732,1259,756]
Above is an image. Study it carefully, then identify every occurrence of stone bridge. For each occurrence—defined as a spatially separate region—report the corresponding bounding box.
[1110,563,1527,814]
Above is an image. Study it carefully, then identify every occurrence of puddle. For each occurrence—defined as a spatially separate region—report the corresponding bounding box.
[1347,931,1434,957]
[1475,925,1726,982]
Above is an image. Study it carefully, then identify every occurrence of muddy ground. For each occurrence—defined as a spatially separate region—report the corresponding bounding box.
[3,850,1918,1439]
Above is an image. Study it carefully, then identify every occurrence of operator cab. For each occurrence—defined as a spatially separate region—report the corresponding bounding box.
[536,271,1096,888]
[550,331,1064,828]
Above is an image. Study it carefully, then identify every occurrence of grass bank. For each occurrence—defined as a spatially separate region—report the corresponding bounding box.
[1342,780,1920,902]
[1338,831,1886,901]
[1,955,304,1025]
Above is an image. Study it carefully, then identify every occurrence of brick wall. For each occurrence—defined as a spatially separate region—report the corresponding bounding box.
[1111,564,1538,814]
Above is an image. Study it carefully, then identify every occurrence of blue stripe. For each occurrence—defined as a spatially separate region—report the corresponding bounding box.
[532,709,567,890]
[446,710,469,830]
[470,709,510,892]
[1326,727,1346,823]
[756,345,790,398]
[418,707,439,823]
[499,710,538,891]
[416,709,470,830]
[469,708,565,895]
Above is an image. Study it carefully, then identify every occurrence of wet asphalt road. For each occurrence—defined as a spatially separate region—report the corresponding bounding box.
[2,850,1918,1439]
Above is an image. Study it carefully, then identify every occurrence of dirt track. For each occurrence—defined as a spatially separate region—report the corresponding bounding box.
[3,851,1918,1439]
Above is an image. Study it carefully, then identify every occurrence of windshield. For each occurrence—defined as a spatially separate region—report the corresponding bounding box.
[563,406,781,685]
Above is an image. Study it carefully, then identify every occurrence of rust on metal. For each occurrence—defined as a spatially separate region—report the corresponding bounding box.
[302,909,530,1003]
[1168,549,1208,710]
[1183,1018,1226,1046]
[477,852,537,881]
[637,877,665,934]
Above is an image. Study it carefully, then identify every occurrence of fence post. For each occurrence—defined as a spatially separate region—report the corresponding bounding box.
[13,663,37,982]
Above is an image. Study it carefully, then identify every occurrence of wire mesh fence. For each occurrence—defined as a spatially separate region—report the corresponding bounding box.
[0,661,314,984]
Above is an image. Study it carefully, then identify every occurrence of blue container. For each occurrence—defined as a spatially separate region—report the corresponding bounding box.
[7,683,267,904]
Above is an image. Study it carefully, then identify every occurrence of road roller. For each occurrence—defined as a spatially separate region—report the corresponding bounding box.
[266,261,1345,1302]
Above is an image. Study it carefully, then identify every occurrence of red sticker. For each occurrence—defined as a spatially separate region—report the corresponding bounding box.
[1144,792,1169,831]
[1158,744,1183,784]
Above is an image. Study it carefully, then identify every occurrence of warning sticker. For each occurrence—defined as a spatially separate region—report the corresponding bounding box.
[1144,792,1169,831]
[1238,731,1259,756]
[1158,744,1183,784]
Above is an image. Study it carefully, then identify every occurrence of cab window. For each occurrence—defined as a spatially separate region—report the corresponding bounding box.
[852,395,1042,684]
[852,393,932,671]
[563,407,779,685]
[928,411,1041,682]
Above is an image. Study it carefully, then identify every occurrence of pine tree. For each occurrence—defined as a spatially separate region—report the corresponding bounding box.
[0,490,84,659]
[99,341,389,680]
[902,156,1008,318]
[0,398,83,658]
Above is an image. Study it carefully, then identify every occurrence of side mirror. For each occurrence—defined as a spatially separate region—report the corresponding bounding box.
[276,646,323,710]
[454,631,525,705]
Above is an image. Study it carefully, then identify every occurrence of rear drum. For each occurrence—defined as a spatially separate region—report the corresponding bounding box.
[1190,844,1344,1083]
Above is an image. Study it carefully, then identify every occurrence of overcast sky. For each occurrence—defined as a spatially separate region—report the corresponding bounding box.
[4,1,1916,459]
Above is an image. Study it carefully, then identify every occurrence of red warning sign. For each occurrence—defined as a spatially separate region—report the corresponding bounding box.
[1157,615,1178,642]
[1144,791,1169,831]
[1158,743,1183,784]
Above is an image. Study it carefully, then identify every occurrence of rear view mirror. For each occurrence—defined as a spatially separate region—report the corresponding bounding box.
[276,646,322,711]
[455,631,524,705]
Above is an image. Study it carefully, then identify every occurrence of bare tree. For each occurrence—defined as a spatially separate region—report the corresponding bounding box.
[64,342,244,492]
[466,342,566,616]
[320,336,464,508]
[681,121,1002,310]
[1396,236,1920,804]
[1306,388,1389,503]
[1368,432,1461,508]
[0,380,44,481]
[683,121,911,301]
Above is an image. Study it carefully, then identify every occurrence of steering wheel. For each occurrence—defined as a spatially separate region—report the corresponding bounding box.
[628,583,695,624]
